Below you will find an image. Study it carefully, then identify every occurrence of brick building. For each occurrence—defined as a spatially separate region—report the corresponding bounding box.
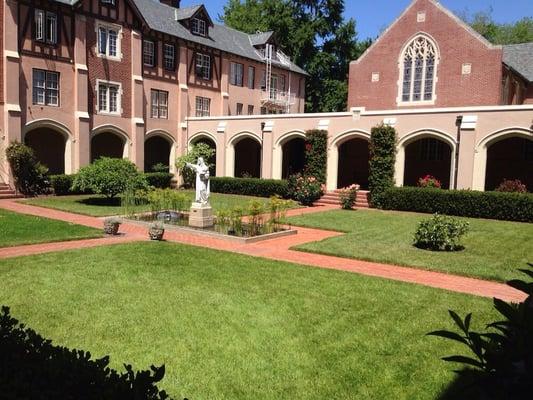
[0,0,306,184]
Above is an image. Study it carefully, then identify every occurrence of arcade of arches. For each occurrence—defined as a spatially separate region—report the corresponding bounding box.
[234,137,261,178]
[24,128,66,175]
[91,132,125,162]
[404,137,452,189]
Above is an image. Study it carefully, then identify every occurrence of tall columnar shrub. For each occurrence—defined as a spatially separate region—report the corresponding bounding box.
[369,124,397,207]
[304,129,328,183]
[5,142,49,195]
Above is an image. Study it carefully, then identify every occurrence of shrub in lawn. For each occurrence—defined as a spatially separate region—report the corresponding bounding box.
[50,174,74,195]
[176,143,215,188]
[210,177,290,198]
[380,186,533,222]
[5,141,49,195]
[495,179,527,193]
[428,264,533,399]
[338,184,359,209]
[368,124,397,207]
[288,173,324,206]
[413,213,469,251]
[418,174,441,189]
[72,158,148,199]
[145,172,174,189]
[0,306,172,399]
[304,129,328,183]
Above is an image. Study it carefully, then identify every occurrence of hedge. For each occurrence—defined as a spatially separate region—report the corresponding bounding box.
[369,124,397,207]
[210,177,289,198]
[304,130,328,183]
[145,172,174,189]
[380,187,533,222]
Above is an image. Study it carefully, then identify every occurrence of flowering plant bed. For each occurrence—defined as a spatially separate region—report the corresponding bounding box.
[418,175,441,189]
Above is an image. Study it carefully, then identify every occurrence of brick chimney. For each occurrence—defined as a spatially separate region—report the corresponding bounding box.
[160,0,180,8]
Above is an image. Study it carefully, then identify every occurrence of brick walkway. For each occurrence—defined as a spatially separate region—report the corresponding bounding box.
[0,199,526,302]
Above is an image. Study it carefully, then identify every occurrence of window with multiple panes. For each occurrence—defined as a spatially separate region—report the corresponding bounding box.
[260,106,267,115]
[97,82,120,114]
[279,75,286,92]
[248,66,255,89]
[260,70,266,89]
[163,44,175,70]
[230,62,244,86]
[35,9,58,44]
[32,69,59,106]
[236,103,243,115]
[98,25,119,58]
[150,89,168,119]
[195,96,210,117]
[191,18,207,36]
[143,40,155,67]
[247,105,254,115]
[400,36,437,103]
[195,53,211,80]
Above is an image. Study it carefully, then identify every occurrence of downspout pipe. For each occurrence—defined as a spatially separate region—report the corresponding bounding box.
[454,115,463,190]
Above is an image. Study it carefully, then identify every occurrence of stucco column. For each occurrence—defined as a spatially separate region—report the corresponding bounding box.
[456,129,476,190]
[394,145,405,187]
[326,144,339,191]
[216,131,225,177]
[220,58,229,115]
[261,131,272,179]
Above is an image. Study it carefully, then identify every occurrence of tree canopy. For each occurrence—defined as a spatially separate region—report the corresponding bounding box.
[221,0,370,113]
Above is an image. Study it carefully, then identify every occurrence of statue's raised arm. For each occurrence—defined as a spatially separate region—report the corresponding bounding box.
[185,157,210,204]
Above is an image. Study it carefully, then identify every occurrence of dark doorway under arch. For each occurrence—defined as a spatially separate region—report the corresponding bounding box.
[404,137,452,189]
[485,137,533,191]
[191,137,217,177]
[91,132,125,162]
[337,138,370,189]
[144,136,171,172]
[234,137,261,178]
[281,137,305,179]
[24,128,66,175]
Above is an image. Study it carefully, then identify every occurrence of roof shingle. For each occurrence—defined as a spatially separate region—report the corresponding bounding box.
[503,42,533,83]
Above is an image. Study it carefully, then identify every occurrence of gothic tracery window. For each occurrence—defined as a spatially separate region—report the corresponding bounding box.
[400,36,437,103]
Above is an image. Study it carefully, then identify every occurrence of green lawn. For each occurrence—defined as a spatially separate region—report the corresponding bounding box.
[288,209,533,282]
[22,191,291,217]
[0,208,101,248]
[0,242,496,399]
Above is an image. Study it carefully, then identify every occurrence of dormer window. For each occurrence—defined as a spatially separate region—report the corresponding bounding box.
[191,18,207,36]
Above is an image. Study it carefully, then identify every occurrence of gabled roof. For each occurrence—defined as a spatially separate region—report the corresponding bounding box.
[131,0,307,75]
[249,31,275,46]
[174,4,213,27]
[503,42,533,83]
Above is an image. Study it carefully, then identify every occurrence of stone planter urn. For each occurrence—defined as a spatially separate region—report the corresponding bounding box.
[149,223,165,241]
[103,218,121,235]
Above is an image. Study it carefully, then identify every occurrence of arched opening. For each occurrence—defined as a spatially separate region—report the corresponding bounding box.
[337,138,370,189]
[91,132,125,162]
[404,137,452,189]
[24,128,66,175]
[234,137,261,178]
[281,137,305,179]
[144,136,171,172]
[485,137,533,191]
[190,136,217,177]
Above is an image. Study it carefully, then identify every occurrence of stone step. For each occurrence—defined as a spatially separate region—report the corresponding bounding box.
[0,193,23,200]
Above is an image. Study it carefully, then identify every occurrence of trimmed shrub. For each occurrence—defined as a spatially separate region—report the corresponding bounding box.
[72,158,148,199]
[380,186,533,222]
[0,306,173,399]
[338,184,359,210]
[210,177,290,198]
[287,174,324,206]
[414,214,469,251]
[145,172,174,189]
[50,174,93,195]
[368,124,397,207]
[5,142,49,195]
[304,129,328,183]
[496,179,527,193]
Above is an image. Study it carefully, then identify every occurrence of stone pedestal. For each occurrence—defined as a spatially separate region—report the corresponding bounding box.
[188,202,214,228]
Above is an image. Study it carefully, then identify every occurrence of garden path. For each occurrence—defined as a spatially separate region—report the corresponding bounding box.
[0,199,526,303]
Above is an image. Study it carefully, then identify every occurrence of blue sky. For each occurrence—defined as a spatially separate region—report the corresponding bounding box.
[182,0,533,40]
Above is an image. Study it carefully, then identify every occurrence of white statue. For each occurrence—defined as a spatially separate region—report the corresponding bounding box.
[186,157,210,204]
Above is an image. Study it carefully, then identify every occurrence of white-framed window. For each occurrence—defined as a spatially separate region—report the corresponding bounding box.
[35,9,58,44]
[101,0,116,5]
[230,62,244,86]
[236,103,243,115]
[248,66,255,89]
[97,23,121,60]
[195,53,211,80]
[97,81,121,115]
[195,96,210,117]
[151,89,168,119]
[143,40,155,67]
[163,44,175,71]
[32,69,59,106]
[399,35,438,104]
[191,18,207,36]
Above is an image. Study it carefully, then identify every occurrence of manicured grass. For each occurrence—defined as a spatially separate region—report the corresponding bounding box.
[22,191,292,217]
[288,209,533,282]
[0,242,496,399]
[0,208,101,248]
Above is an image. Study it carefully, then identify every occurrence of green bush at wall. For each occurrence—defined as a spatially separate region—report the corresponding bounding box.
[5,142,49,195]
[368,124,397,207]
[50,174,76,195]
[210,177,289,198]
[381,187,533,222]
[145,172,174,189]
[304,129,328,183]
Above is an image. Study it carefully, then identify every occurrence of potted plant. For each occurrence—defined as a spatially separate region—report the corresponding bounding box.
[103,218,121,235]
[149,222,165,241]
